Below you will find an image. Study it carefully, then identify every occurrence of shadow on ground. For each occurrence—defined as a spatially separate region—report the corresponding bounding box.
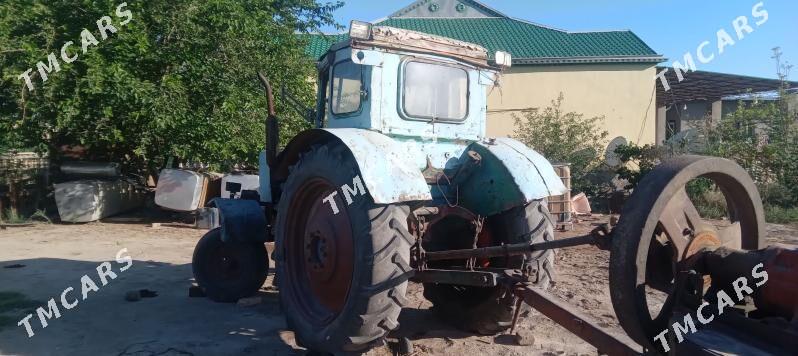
[0,257,299,356]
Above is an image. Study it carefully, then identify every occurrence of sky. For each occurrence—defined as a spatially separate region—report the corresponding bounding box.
[319,0,797,79]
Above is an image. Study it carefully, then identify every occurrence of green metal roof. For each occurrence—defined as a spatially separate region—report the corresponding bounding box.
[304,32,348,59]
[304,17,662,65]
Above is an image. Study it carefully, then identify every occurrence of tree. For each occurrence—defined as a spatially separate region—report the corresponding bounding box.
[0,0,341,172]
[701,97,798,206]
[613,96,798,222]
[513,93,609,193]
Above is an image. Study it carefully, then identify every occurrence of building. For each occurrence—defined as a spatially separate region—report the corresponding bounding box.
[306,0,664,145]
[655,67,798,142]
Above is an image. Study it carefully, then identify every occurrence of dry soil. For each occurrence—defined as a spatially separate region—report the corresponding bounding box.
[0,218,795,356]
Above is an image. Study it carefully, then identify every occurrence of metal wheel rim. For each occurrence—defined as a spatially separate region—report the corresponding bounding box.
[611,156,765,346]
[284,177,354,325]
[207,246,242,281]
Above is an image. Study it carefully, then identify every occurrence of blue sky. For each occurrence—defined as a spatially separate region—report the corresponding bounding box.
[320,0,797,79]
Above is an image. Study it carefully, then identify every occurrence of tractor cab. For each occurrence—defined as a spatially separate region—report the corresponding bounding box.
[313,21,513,142]
[261,21,568,217]
[247,20,568,224]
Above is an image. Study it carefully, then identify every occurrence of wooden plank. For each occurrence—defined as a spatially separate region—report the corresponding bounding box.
[352,26,491,68]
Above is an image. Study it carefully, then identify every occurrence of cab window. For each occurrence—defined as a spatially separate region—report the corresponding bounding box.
[330,60,362,115]
[402,61,468,121]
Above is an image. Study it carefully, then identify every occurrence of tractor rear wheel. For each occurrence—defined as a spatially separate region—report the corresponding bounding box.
[423,200,556,334]
[274,142,413,353]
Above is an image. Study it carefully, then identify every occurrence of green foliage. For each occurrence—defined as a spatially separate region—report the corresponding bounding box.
[1,208,50,223]
[701,98,798,202]
[513,93,609,193]
[1,209,24,224]
[700,97,798,223]
[0,0,341,171]
[764,205,798,225]
[687,179,728,219]
[613,143,666,189]
[614,94,798,223]
[612,143,730,217]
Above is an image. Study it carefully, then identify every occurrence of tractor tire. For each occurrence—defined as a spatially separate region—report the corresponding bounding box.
[274,142,413,353]
[192,228,269,303]
[423,199,556,334]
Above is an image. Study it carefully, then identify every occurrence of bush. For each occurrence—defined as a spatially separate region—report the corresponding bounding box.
[611,142,728,217]
[614,93,798,224]
[613,143,667,189]
[687,179,728,219]
[701,98,798,190]
[759,183,796,207]
[513,93,609,194]
[764,205,798,225]
[701,96,798,222]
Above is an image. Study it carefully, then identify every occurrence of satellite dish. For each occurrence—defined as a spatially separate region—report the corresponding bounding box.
[604,136,628,167]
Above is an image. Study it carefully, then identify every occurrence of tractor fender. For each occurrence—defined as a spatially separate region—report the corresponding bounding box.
[274,128,431,204]
[207,198,268,243]
[458,137,567,216]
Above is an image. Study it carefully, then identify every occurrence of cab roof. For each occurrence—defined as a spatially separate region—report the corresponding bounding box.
[327,26,491,68]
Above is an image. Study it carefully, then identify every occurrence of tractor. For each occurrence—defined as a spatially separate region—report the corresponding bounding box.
[192,21,798,356]
[191,21,566,353]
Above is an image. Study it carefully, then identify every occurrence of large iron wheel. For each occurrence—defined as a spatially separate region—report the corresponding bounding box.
[610,155,764,348]
[274,142,413,353]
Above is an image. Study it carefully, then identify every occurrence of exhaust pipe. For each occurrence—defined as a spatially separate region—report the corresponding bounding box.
[257,71,279,167]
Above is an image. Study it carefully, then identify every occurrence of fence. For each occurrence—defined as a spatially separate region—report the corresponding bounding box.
[0,152,50,219]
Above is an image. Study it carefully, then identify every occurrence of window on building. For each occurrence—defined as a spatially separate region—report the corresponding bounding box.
[402,61,468,121]
[330,60,362,115]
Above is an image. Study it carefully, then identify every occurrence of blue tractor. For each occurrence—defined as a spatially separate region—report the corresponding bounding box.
[192,21,567,354]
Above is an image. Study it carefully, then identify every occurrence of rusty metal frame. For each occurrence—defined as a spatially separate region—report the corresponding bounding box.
[411,269,499,287]
[421,225,611,262]
[512,283,643,355]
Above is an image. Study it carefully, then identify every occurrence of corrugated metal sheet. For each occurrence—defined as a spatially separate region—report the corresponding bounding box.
[304,17,661,63]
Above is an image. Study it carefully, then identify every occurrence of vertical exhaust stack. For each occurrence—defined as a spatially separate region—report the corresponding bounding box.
[257,72,279,167]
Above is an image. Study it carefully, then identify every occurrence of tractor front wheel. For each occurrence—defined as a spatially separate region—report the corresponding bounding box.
[192,228,269,303]
[274,142,413,353]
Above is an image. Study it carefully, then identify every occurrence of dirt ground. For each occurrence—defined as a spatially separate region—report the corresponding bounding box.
[1,218,796,356]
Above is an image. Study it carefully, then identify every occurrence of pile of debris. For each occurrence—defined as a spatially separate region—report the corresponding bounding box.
[53,159,260,228]
[153,168,259,229]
